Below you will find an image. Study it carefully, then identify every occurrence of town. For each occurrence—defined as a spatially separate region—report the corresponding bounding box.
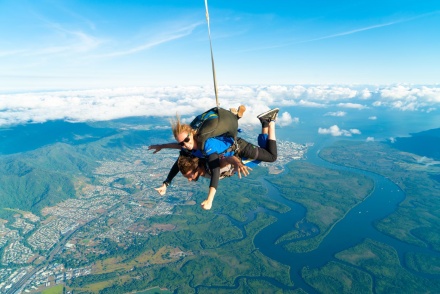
[0,139,312,293]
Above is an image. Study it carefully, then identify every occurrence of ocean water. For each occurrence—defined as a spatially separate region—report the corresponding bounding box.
[0,120,117,155]
[275,106,440,144]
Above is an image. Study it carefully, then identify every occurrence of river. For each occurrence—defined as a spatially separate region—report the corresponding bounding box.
[209,143,440,293]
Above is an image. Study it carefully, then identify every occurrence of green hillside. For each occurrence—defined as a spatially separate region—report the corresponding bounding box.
[0,142,98,215]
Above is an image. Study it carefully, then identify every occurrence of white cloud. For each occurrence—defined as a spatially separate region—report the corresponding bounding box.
[337,102,367,109]
[372,101,382,107]
[318,125,361,137]
[324,111,346,117]
[0,86,296,127]
[390,100,419,111]
[360,88,372,99]
[1,84,439,127]
[377,85,440,111]
[304,86,357,101]
[277,112,298,127]
[298,100,326,108]
[415,156,440,167]
[366,137,375,142]
[380,85,419,100]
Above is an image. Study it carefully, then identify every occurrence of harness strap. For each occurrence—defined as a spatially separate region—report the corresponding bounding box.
[224,140,239,155]
[202,140,238,158]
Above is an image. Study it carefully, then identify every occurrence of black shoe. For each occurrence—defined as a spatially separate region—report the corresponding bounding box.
[257,108,279,123]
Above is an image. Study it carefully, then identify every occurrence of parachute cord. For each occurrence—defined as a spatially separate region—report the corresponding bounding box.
[204,0,220,108]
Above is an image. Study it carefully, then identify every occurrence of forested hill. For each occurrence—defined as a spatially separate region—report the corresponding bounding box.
[0,143,97,215]
[387,128,440,160]
[0,117,168,217]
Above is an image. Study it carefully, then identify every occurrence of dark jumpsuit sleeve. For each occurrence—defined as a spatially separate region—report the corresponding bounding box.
[163,159,179,186]
[207,153,220,189]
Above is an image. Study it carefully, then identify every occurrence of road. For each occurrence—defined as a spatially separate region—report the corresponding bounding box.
[6,226,80,294]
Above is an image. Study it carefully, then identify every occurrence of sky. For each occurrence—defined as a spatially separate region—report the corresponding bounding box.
[0,1,439,134]
[1,0,440,92]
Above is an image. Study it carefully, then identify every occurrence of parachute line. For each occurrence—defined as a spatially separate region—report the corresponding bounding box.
[204,0,220,108]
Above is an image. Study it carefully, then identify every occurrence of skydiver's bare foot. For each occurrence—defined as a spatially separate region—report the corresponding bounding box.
[229,105,246,119]
[237,105,246,118]
[201,199,213,210]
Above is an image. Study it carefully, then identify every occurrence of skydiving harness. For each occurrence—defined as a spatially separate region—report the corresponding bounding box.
[189,107,240,157]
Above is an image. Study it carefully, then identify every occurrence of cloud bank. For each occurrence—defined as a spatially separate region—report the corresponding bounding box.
[0,84,439,127]
[318,125,361,137]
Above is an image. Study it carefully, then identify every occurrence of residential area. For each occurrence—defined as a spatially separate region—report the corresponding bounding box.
[0,140,311,293]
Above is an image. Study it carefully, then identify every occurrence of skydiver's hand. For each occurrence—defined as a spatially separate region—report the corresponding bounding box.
[201,199,213,210]
[234,163,252,179]
[226,156,251,179]
[148,145,163,154]
[154,184,167,196]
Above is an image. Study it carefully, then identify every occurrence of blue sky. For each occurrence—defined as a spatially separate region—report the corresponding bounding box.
[1,0,440,92]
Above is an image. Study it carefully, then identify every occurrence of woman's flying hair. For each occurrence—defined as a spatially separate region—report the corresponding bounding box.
[171,113,194,139]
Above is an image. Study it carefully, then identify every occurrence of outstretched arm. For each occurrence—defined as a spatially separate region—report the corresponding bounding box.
[201,187,217,210]
[201,187,216,210]
[148,143,181,154]
[154,159,180,196]
[200,153,221,210]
